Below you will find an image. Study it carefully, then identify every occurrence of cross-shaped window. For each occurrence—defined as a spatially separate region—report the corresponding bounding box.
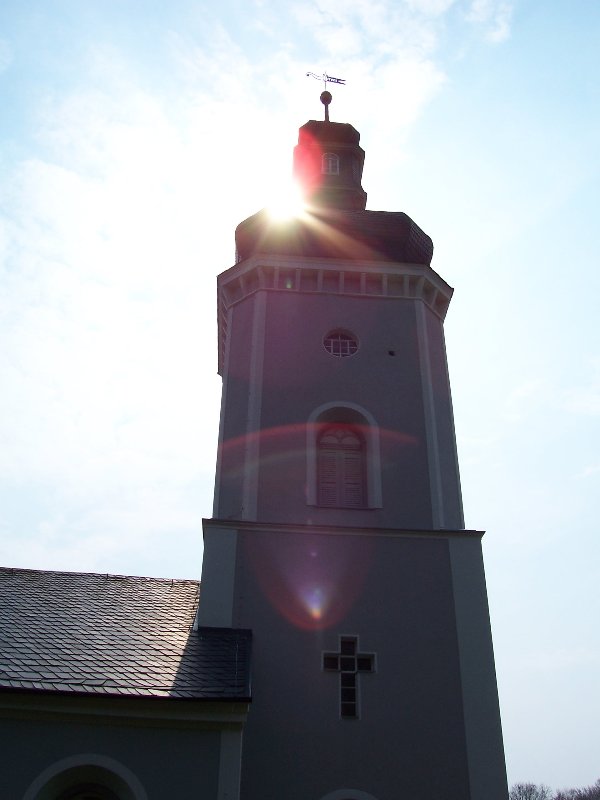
[323,635,375,719]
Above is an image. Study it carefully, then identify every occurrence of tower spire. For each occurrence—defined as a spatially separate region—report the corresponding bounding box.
[320,90,332,122]
[306,71,346,121]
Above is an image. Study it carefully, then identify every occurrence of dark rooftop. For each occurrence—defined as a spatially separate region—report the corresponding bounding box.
[0,567,251,701]
[236,208,433,265]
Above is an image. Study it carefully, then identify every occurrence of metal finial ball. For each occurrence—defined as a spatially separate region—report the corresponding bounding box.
[320,91,332,106]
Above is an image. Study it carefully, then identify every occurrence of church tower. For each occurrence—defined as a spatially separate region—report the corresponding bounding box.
[199,92,508,800]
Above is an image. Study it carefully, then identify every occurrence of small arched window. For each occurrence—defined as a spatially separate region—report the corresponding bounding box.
[317,424,365,508]
[24,755,146,800]
[322,152,339,175]
[58,785,119,800]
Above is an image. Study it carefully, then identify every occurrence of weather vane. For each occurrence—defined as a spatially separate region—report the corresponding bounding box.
[306,72,346,122]
[306,72,346,89]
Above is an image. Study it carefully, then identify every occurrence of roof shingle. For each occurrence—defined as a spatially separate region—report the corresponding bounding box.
[0,567,251,700]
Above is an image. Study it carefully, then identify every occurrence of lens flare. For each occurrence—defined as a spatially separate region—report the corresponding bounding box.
[220,424,419,630]
[303,586,326,620]
[266,181,305,220]
[243,530,376,631]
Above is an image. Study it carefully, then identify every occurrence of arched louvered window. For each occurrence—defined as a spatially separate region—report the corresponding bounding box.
[307,403,382,509]
[317,425,365,508]
[322,152,339,175]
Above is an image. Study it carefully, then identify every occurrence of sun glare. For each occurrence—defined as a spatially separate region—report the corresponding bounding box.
[266,180,305,220]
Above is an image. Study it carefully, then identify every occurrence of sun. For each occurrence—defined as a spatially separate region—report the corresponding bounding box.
[265,180,306,220]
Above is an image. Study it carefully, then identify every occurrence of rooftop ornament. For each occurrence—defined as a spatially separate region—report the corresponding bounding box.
[306,71,346,122]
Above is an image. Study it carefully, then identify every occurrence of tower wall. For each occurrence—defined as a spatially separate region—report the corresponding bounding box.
[214,259,463,531]
[199,520,507,800]
[202,110,507,800]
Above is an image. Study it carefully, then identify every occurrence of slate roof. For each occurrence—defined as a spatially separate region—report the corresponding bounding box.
[0,567,251,701]
[235,208,434,266]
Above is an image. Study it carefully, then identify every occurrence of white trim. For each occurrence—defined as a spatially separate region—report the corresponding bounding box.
[213,306,234,517]
[307,402,382,508]
[440,329,465,528]
[24,754,147,800]
[241,290,267,520]
[416,302,445,528]
[0,691,248,726]
[197,524,239,628]
[449,538,509,799]
[218,254,454,321]
[319,791,379,800]
[217,729,243,800]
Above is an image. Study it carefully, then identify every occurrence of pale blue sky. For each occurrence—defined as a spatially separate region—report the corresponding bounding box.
[0,0,598,790]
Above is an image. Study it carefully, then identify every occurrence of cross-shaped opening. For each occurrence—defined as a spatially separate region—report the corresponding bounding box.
[323,635,375,719]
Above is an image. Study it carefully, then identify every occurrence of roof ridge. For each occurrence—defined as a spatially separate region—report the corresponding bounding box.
[0,566,199,584]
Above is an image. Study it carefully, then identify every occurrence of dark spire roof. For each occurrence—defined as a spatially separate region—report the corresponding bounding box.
[236,208,433,265]
[235,108,433,266]
[293,117,367,212]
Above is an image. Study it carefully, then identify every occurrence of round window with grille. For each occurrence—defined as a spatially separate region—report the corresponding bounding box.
[323,330,358,357]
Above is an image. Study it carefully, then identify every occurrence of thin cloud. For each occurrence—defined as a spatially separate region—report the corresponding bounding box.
[575,463,600,480]
[292,0,441,58]
[503,378,542,421]
[466,0,514,42]
[406,0,458,15]
[0,5,476,574]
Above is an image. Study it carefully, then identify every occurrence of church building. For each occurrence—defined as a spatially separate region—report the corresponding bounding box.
[0,92,508,800]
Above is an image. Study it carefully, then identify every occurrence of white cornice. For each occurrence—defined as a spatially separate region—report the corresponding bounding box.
[217,254,454,374]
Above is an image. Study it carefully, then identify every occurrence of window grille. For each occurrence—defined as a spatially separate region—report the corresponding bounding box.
[324,330,358,357]
[323,635,375,719]
[317,426,365,508]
